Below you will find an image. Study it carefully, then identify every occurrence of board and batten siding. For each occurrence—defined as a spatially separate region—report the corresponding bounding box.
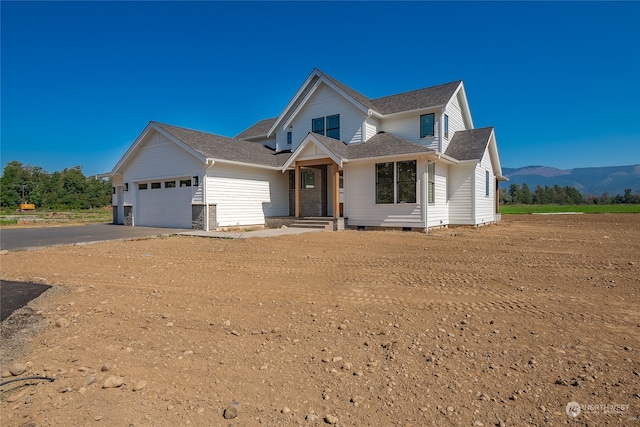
[379,113,440,151]
[276,83,366,150]
[344,160,423,228]
[474,148,496,224]
[206,163,289,227]
[121,131,204,206]
[427,163,449,228]
[448,163,475,225]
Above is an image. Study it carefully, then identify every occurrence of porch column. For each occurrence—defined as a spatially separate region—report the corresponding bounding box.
[333,164,340,219]
[495,180,499,213]
[295,163,301,218]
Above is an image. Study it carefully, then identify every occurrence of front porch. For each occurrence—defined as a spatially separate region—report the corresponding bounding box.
[265,216,346,232]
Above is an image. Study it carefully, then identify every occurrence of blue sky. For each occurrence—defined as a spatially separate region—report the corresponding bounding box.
[2,1,639,176]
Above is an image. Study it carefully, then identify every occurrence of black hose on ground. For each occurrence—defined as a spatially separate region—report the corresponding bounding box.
[0,376,55,387]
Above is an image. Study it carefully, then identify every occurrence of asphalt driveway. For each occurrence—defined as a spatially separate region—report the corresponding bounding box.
[0,223,188,251]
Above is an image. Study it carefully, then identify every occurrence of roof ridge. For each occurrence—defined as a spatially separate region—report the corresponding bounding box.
[370,80,462,102]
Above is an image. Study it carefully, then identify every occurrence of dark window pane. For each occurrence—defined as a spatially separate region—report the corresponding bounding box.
[326,114,339,129]
[326,128,340,139]
[151,182,161,189]
[326,114,340,139]
[444,114,449,138]
[287,131,292,144]
[397,161,416,203]
[420,113,434,138]
[376,162,394,204]
[312,117,324,135]
[303,170,315,189]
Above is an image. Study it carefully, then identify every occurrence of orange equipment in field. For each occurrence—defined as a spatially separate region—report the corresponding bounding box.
[20,203,35,211]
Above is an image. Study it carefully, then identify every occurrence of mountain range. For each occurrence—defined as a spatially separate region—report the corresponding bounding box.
[500,164,640,196]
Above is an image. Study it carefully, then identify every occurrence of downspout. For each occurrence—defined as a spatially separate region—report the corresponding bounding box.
[204,159,214,231]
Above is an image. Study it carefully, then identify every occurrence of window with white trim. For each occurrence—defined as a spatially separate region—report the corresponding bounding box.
[312,114,340,139]
[485,170,490,197]
[420,113,435,138]
[375,160,417,204]
[444,114,449,139]
[428,162,435,203]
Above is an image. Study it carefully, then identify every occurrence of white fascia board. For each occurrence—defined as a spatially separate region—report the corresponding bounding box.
[152,124,208,162]
[454,82,474,129]
[319,77,370,114]
[432,151,460,164]
[208,158,280,171]
[346,152,434,164]
[376,104,446,120]
[280,76,370,131]
[111,122,155,174]
[280,80,322,130]
[267,69,322,137]
[280,133,343,171]
[487,131,503,176]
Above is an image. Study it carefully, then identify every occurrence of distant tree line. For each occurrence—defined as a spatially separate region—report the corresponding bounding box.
[0,160,112,210]
[500,183,640,205]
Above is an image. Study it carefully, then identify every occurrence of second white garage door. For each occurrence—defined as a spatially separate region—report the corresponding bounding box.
[136,180,193,228]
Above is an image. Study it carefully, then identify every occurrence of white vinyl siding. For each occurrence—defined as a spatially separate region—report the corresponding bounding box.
[206,163,289,227]
[364,116,379,141]
[475,148,495,224]
[344,160,423,228]
[448,163,475,225]
[276,82,366,150]
[121,131,203,206]
[442,95,466,153]
[379,113,440,151]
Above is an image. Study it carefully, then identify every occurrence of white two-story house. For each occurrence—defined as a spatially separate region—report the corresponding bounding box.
[108,69,506,231]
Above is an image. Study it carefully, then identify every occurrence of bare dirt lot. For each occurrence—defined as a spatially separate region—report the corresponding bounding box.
[1,214,638,426]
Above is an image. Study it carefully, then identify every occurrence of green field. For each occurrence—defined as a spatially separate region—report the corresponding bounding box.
[500,204,640,214]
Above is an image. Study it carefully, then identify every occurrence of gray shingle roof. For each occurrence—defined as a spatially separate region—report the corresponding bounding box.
[153,122,289,168]
[304,132,435,162]
[235,117,277,139]
[308,133,349,159]
[322,71,378,112]
[236,72,462,139]
[347,132,435,160]
[370,81,462,115]
[444,127,494,161]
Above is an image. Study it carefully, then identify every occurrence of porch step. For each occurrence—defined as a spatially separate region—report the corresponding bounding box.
[289,218,334,231]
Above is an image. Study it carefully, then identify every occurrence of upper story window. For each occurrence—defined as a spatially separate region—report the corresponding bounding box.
[444,114,449,139]
[326,114,340,139]
[287,131,292,145]
[312,117,325,135]
[312,114,340,139]
[420,113,435,138]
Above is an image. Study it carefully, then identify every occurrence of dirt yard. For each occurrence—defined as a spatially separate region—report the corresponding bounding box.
[1,214,638,426]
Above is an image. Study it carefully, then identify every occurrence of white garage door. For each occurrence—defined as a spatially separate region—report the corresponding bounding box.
[136,180,192,228]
